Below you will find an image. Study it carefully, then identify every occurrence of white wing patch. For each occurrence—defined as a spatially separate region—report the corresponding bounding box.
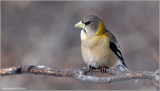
[117,59,130,72]
[115,43,122,56]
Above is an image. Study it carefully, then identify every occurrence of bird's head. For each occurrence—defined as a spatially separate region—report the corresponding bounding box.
[75,15,106,37]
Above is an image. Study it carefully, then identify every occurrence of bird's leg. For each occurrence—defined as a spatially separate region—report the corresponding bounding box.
[100,66,107,73]
[103,66,107,72]
[89,65,93,74]
[99,67,102,72]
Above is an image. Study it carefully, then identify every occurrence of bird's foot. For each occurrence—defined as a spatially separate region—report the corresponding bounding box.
[100,66,107,73]
[89,65,93,74]
[89,65,95,74]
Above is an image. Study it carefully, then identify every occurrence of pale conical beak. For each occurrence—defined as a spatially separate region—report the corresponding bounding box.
[74,21,85,29]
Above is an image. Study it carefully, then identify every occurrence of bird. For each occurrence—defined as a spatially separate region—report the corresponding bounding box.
[74,15,130,73]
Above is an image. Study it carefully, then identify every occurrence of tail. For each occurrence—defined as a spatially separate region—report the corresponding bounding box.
[117,59,130,72]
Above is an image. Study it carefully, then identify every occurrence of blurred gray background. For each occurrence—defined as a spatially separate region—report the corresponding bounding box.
[1,1,159,90]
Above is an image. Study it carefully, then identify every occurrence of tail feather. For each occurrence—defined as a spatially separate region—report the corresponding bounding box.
[117,59,130,72]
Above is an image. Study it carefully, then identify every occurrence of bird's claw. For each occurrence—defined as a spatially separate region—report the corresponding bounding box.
[89,65,93,74]
[100,66,107,73]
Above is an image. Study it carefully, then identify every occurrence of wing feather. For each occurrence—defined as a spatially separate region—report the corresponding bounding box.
[106,31,128,69]
[109,42,127,67]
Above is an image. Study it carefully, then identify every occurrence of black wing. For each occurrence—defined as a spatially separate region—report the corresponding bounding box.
[109,42,127,67]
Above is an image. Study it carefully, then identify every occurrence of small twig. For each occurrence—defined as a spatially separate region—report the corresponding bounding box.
[1,65,159,84]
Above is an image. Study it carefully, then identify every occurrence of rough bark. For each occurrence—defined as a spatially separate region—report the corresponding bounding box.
[1,65,159,84]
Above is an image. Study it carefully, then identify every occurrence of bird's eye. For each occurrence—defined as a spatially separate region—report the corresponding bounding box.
[84,21,91,25]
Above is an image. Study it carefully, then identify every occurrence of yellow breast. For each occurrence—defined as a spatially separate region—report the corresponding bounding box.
[81,33,118,68]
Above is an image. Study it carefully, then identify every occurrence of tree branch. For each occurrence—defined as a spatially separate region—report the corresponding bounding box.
[1,65,159,84]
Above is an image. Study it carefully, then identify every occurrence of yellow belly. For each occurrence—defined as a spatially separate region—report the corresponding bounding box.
[81,34,118,68]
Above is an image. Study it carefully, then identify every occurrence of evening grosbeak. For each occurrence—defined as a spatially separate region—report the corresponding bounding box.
[75,15,130,72]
